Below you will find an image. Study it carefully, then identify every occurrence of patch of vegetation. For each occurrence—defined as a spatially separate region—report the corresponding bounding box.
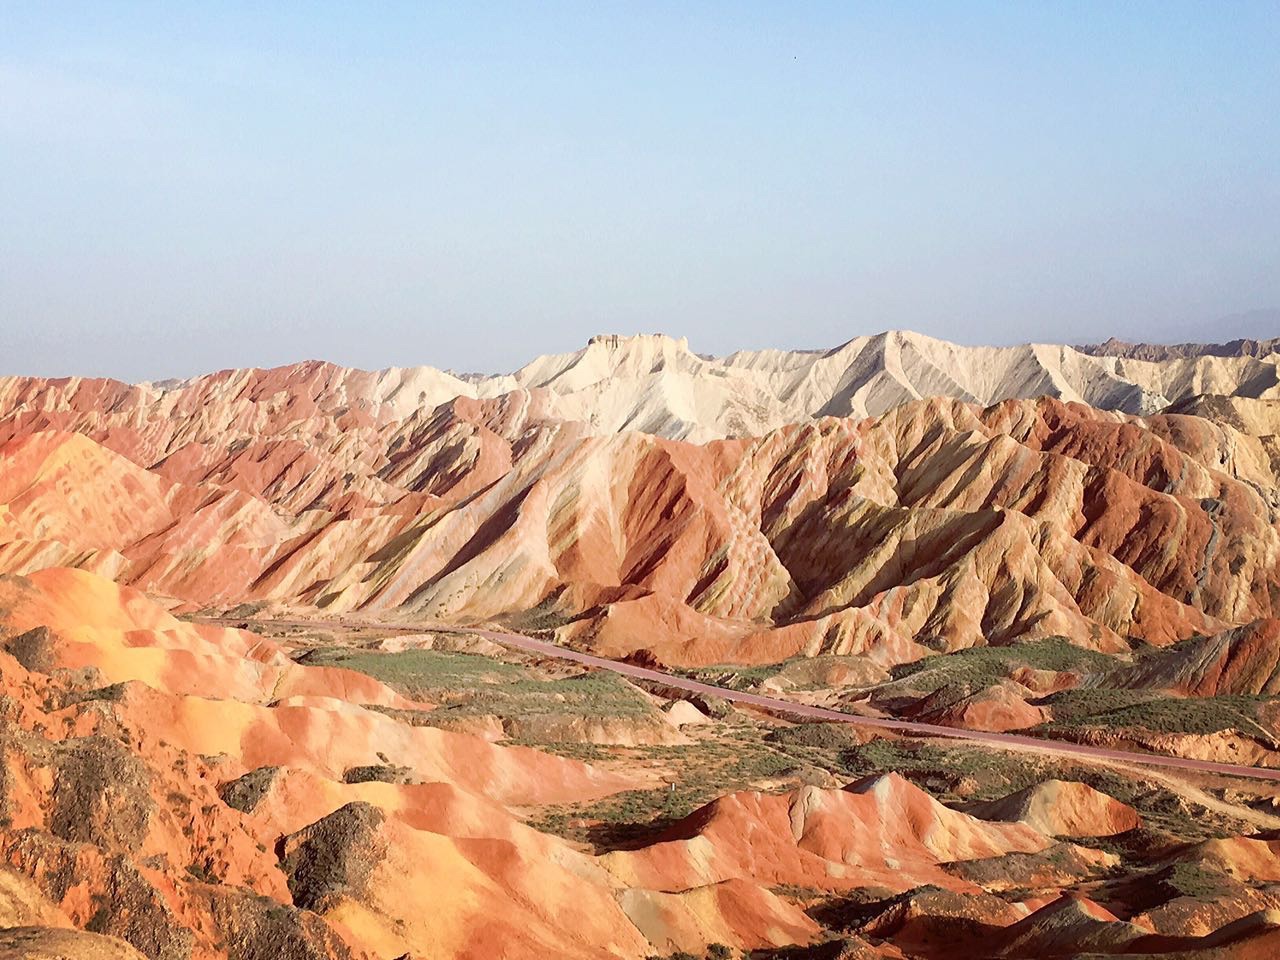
[1034,687,1166,719]
[1039,689,1269,735]
[1161,861,1236,900]
[296,647,525,697]
[834,738,1041,797]
[299,647,654,718]
[529,723,837,849]
[505,739,612,762]
[342,763,413,784]
[433,670,656,719]
[808,884,946,934]
[833,736,1237,841]
[765,723,863,750]
[85,905,112,933]
[676,656,886,693]
[673,661,789,691]
[185,861,218,884]
[530,786,695,849]
[886,638,1116,693]
[498,589,581,632]
[529,705,1245,856]
[219,600,268,620]
[768,884,832,903]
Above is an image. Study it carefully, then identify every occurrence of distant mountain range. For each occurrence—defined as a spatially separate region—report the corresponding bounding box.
[1078,334,1280,362]
[5,330,1278,444]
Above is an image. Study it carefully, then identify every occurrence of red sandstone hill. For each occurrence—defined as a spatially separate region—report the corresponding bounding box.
[1,375,1277,669]
[1,564,1204,960]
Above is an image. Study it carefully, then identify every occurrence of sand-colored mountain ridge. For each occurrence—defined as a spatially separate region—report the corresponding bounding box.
[5,330,1278,444]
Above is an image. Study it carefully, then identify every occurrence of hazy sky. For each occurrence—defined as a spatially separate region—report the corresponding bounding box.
[2,2,1277,380]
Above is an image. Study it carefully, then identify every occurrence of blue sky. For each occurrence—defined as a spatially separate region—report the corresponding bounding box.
[2,2,1277,379]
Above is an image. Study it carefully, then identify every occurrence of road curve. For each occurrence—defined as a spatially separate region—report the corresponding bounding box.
[208,616,1280,783]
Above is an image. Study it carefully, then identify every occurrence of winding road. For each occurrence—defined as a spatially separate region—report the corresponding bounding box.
[209,616,1280,783]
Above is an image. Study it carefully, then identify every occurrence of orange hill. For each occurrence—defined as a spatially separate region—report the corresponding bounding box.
[2,388,1277,669]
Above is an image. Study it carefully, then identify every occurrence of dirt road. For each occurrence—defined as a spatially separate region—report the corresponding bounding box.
[209,616,1280,783]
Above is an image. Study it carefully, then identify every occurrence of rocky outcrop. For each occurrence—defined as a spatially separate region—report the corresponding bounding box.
[969,780,1142,837]
[849,886,1024,954]
[0,928,147,960]
[601,774,1050,894]
[990,894,1151,955]
[1109,620,1280,696]
[942,842,1119,892]
[909,680,1048,732]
